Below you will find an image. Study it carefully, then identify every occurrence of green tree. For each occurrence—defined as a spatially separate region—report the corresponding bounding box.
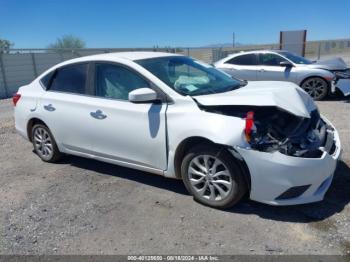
[0,39,13,53]
[48,35,86,49]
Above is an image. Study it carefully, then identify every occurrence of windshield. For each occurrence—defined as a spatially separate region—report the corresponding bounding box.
[278,51,312,64]
[136,56,241,96]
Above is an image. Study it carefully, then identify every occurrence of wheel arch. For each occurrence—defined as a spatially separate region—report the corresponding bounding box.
[174,137,214,179]
[173,136,251,191]
[26,117,48,142]
[299,75,332,89]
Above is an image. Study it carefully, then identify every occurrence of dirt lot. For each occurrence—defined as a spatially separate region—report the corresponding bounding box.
[0,96,350,255]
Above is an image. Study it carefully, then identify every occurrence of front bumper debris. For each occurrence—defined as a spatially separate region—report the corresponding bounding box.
[333,69,350,96]
[234,116,341,205]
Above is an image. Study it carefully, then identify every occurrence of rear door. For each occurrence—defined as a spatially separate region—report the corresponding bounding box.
[39,62,96,154]
[257,53,296,82]
[218,53,258,81]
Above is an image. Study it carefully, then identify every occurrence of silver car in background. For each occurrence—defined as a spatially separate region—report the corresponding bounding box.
[214,50,350,100]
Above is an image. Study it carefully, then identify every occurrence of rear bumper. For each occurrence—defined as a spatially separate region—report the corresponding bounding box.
[14,109,29,140]
[235,117,341,206]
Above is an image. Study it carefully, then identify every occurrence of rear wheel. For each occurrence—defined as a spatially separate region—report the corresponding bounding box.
[181,145,246,209]
[301,77,329,100]
[31,124,62,162]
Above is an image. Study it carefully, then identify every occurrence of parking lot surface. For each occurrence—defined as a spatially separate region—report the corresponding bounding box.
[0,97,350,255]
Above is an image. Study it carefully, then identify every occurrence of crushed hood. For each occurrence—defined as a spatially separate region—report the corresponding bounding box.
[193,81,317,118]
[306,57,349,71]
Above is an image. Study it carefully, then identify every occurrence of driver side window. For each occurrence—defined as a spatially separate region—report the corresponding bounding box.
[259,53,287,66]
[94,63,150,100]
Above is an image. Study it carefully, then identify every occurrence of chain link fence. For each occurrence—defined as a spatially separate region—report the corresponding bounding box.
[1,39,350,98]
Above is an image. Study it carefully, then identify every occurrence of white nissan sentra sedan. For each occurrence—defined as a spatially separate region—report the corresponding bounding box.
[14,52,341,208]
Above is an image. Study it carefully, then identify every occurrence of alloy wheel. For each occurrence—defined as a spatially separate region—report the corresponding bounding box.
[188,155,233,201]
[301,78,328,100]
[33,127,54,160]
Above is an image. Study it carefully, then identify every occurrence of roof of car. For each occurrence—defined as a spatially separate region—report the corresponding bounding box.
[214,49,290,64]
[232,49,293,56]
[38,51,185,78]
[51,52,185,69]
[70,51,183,63]
[231,49,284,55]
[99,51,183,60]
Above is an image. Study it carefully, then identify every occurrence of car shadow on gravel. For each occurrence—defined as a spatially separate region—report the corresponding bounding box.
[65,155,349,223]
[228,160,350,223]
[323,92,350,102]
[66,155,189,195]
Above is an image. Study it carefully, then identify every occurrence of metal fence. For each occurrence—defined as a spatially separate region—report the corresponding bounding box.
[1,38,350,99]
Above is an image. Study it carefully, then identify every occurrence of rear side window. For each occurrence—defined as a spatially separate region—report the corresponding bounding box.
[40,70,55,89]
[94,63,150,100]
[49,63,88,94]
[225,54,257,65]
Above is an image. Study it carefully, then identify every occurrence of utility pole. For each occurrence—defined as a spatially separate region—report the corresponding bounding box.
[232,32,235,48]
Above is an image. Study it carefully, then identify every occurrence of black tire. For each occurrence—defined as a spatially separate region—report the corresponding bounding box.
[181,144,247,209]
[31,124,62,163]
[300,77,329,101]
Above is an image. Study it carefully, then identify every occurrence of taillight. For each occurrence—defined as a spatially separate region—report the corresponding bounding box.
[12,93,21,106]
[245,111,254,142]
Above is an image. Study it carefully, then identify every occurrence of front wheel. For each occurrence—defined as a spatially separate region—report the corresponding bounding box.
[181,145,247,209]
[301,77,329,100]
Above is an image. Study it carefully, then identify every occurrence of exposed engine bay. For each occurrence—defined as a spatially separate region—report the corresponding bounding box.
[332,68,350,80]
[199,105,336,158]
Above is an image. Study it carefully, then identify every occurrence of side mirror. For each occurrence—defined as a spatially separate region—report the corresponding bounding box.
[279,61,293,67]
[128,88,158,103]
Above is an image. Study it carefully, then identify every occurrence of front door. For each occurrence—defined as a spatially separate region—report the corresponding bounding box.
[87,62,168,171]
[257,53,296,82]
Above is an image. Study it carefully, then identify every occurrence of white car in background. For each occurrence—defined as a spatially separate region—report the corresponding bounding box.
[214,50,350,100]
[14,52,341,208]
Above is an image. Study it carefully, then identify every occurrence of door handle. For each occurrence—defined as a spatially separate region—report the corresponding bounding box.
[90,110,107,120]
[259,69,265,72]
[44,104,56,112]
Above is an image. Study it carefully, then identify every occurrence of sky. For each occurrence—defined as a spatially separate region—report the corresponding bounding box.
[1,0,350,48]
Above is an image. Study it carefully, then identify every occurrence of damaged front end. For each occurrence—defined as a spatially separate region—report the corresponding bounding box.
[333,68,350,80]
[332,69,350,95]
[200,105,336,158]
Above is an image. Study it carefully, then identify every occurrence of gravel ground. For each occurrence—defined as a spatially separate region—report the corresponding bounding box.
[0,96,349,255]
